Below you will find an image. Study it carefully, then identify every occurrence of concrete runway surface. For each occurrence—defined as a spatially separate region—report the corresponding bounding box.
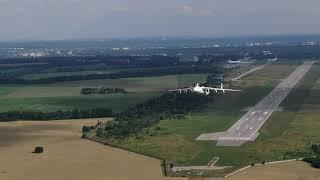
[196,61,315,146]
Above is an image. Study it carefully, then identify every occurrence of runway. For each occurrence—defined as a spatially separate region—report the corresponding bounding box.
[196,61,314,146]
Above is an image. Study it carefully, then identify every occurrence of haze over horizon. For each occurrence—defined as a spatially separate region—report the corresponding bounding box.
[0,0,320,41]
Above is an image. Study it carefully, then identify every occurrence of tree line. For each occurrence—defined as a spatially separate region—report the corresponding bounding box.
[0,108,112,122]
[0,65,221,84]
[81,87,127,95]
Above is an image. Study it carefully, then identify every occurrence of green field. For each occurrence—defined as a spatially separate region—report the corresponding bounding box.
[110,63,320,175]
[0,93,159,114]
[0,74,207,113]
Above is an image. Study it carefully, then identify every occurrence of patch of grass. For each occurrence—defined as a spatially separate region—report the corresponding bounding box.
[238,64,298,88]
[1,85,81,98]
[176,74,208,87]
[51,74,208,92]
[0,93,159,114]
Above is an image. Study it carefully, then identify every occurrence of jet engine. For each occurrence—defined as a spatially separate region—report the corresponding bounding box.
[205,89,210,95]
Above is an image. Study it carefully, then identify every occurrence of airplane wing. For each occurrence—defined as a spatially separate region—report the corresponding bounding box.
[168,87,193,92]
[222,88,242,92]
[203,87,219,91]
[204,86,242,92]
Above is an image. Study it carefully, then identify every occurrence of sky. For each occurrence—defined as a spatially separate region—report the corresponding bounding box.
[0,0,320,41]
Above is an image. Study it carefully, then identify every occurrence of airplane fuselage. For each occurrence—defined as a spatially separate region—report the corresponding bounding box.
[193,85,204,93]
[193,84,210,95]
[170,83,241,96]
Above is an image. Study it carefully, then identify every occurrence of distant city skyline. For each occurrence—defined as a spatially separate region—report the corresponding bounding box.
[0,0,320,41]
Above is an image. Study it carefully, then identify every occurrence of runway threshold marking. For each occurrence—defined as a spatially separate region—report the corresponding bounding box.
[220,137,251,141]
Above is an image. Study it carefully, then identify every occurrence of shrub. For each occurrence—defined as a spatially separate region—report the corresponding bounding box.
[33,147,44,154]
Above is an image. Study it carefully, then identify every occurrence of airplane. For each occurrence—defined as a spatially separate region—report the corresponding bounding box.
[227,59,242,64]
[268,57,278,62]
[169,83,242,96]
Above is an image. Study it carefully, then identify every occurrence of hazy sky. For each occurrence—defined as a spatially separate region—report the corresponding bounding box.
[0,0,319,41]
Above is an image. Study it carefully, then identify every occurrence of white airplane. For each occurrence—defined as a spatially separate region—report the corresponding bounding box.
[227,59,242,64]
[169,83,242,96]
[268,57,278,61]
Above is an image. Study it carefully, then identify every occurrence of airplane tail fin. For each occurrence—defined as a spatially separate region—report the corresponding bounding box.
[221,83,223,90]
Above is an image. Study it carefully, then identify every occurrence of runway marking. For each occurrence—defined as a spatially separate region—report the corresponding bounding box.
[219,136,252,141]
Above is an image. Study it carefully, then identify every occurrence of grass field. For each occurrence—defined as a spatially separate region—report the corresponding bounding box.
[110,62,320,175]
[51,74,207,92]
[234,64,299,87]
[0,119,184,180]
[0,93,159,113]
[0,74,207,113]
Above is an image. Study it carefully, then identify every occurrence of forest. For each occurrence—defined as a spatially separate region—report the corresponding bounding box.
[0,65,221,84]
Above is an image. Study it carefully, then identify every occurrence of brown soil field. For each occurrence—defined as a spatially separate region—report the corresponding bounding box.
[227,161,320,180]
[0,119,184,180]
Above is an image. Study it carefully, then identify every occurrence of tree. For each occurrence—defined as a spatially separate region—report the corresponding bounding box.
[96,128,103,137]
[170,163,174,169]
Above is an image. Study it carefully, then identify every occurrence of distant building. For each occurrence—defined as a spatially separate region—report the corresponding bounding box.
[303,41,317,46]
[179,56,194,62]
[262,50,273,56]
[193,56,199,63]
